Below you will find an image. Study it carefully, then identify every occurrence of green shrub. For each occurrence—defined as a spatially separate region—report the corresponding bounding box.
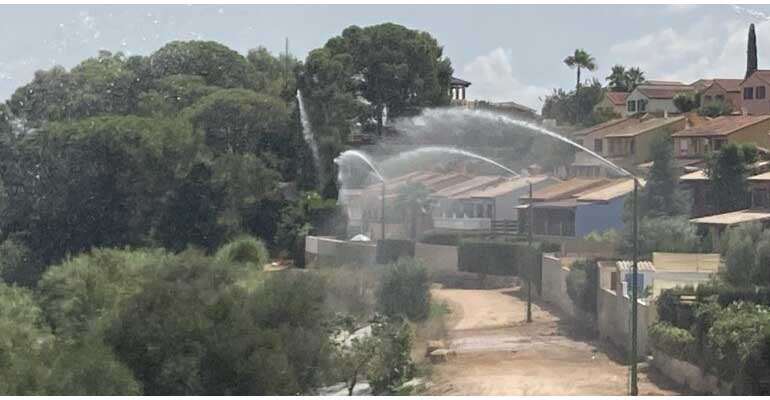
[366,316,414,394]
[376,239,415,265]
[707,302,770,394]
[215,235,269,268]
[566,259,598,315]
[656,286,697,329]
[698,100,733,118]
[649,322,696,362]
[320,265,381,322]
[376,258,430,321]
[458,239,541,277]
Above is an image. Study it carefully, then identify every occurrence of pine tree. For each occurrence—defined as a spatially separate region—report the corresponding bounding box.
[641,136,689,218]
[747,23,758,79]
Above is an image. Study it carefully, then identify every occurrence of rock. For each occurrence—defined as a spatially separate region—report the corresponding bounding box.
[429,348,456,363]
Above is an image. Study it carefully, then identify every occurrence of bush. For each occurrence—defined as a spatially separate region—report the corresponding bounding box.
[698,100,733,118]
[565,259,598,315]
[707,302,770,394]
[376,239,415,265]
[673,92,700,113]
[0,238,42,287]
[215,235,269,268]
[656,285,697,329]
[321,265,381,322]
[376,258,430,321]
[458,239,541,277]
[366,317,414,394]
[649,322,696,362]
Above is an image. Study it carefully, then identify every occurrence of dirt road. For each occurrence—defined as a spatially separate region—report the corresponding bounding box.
[421,288,679,396]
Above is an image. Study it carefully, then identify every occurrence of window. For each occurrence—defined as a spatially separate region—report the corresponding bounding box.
[753,188,769,208]
[627,100,636,112]
[678,138,688,155]
[713,139,726,151]
[638,99,647,112]
[705,95,713,103]
[744,86,754,100]
[629,138,636,155]
[715,94,725,102]
[594,138,603,153]
[758,86,766,99]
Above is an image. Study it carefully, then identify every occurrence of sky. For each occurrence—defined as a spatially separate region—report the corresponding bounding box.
[2,4,770,111]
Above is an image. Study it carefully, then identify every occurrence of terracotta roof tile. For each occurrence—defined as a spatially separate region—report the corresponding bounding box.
[636,85,694,99]
[606,91,629,105]
[671,115,770,137]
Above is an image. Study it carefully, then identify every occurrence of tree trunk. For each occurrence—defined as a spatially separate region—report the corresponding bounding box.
[576,66,582,124]
[348,375,357,396]
[376,105,383,137]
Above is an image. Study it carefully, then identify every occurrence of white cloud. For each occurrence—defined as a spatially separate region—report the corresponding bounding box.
[608,16,770,83]
[461,47,552,111]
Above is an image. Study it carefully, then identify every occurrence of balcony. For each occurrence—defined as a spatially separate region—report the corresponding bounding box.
[433,217,492,231]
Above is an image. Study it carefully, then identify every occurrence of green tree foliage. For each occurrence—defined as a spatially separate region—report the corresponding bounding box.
[375,258,431,321]
[276,192,340,265]
[698,100,734,117]
[624,67,645,91]
[747,23,758,79]
[605,65,628,92]
[673,92,700,113]
[214,235,269,268]
[137,74,219,116]
[365,317,414,394]
[566,258,598,314]
[247,46,300,100]
[0,283,51,395]
[640,136,690,217]
[155,162,225,253]
[37,248,170,338]
[621,214,702,258]
[541,79,604,126]
[393,183,432,240]
[706,143,758,213]
[0,238,42,287]
[149,41,251,88]
[722,222,770,287]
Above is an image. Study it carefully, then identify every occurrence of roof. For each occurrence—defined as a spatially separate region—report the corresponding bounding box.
[749,171,770,181]
[616,260,656,272]
[644,80,687,86]
[690,79,713,91]
[604,116,686,138]
[486,101,537,114]
[528,178,613,201]
[574,117,638,137]
[690,209,770,225]
[742,69,770,85]
[466,175,552,199]
[710,79,742,92]
[451,76,471,87]
[635,84,694,99]
[605,91,629,106]
[434,175,502,198]
[680,170,708,181]
[671,115,770,137]
[576,178,638,202]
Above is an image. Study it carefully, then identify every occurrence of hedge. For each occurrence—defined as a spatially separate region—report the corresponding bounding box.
[457,239,541,281]
[648,321,696,362]
[566,259,598,315]
[376,239,415,265]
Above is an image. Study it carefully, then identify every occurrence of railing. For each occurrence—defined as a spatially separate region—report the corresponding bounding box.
[433,217,491,231]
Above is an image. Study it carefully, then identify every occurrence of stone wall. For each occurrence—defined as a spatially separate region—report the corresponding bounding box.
[650,349,720,394]
[305,236,377,267]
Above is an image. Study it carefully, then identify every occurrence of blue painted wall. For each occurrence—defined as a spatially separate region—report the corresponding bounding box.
[574,195,626,238]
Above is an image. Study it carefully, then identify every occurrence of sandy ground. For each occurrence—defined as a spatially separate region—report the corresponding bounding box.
[421,288,681,396]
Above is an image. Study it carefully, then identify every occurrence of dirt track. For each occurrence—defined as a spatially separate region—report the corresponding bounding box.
[421,288,680,396]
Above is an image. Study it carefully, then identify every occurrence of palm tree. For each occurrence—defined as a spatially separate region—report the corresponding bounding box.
[564,49,597,98]
[606,65,628,92]
[625,67,645,92]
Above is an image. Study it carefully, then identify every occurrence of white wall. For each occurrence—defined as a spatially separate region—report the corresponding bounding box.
[541,254,577,318]
[625,91,679,116]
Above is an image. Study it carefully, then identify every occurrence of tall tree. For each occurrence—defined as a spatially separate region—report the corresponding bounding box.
[606,65,628,92]
[706,143,758,214]
[563,49,597,99]
[624,67,645,91]
[747,23,758,79]
[640,136,689,217]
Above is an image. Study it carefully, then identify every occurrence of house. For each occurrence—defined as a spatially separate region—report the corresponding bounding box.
[450,76,471,101]
[671,115,770,159]
[739,70,770,115]
[569,116,687,176]
[679,161,770,218]
[594,91,628,116]
[624,82,694,116]
[517,178,640,241]
[696,79,742,110]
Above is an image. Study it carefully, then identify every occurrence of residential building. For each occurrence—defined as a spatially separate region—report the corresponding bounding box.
[671,115,770,158]
[569,116,686,176]
[624,82,694,117]
[740,70,770,115]
[517,178,639,241]
[594,91,628,116]
[679,161,770,218]
[450,76,471,102]
[696,78,742,110]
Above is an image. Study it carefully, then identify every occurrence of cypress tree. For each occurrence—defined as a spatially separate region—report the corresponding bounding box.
[747,23,758,79]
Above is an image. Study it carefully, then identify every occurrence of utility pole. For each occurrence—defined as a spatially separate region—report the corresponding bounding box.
[381,181,386,241]
[527,181,533,323]
[630,178,639,396]
[284,38,289,82]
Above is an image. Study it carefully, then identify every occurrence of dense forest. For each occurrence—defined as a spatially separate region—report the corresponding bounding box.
[0,23,452,395]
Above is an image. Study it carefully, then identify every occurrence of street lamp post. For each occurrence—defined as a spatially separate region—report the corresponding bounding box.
[381,181,386,241]
[527,181,533,323]
[630,177,639,396]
